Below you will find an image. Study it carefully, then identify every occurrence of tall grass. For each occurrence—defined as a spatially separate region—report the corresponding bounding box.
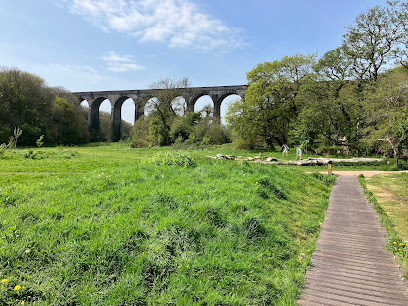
[0,145,334,305]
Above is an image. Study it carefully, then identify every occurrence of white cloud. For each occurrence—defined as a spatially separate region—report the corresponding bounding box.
[50,51,145,78]
[101,51,146,72]
[60,0,245,50]
[50,64,105,83]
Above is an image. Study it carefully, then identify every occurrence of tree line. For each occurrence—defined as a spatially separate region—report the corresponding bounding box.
[0,68,132,146]
[226,0,408,157]
[130,1,408,158]
[0,68,88,145]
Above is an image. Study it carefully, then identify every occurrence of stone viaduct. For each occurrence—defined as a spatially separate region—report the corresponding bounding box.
[73,85,248,141]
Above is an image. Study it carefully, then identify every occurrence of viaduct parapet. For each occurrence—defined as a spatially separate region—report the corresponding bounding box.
[73,85,248,141]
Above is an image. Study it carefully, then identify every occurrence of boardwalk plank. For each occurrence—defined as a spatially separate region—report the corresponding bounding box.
[298,176,408,305]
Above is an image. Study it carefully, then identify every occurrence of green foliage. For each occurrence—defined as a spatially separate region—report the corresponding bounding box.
[0,68,52,145]
[362,68,408,157]
[169,112,201,142]
[342,1,407,81]
[52,97,79,144]
[143,78,191,146]
[149,115,171,146]
[98,111,113,142]
[226,1,408,154]
[228,54,316,149]
[313,47,353,83]
[0,144,7,158]
[201,123,231,145]
[130,116,152,148]
[151,152,196,167]
[0,68,90,145]
[36,135,44,148]
[130,93,231,148]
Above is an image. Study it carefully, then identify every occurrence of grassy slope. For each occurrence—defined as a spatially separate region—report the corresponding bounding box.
[0,145,334,305]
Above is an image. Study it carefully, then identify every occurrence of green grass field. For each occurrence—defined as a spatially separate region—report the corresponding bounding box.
[0,144,335,305]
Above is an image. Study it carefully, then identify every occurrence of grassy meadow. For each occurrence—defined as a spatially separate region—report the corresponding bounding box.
[0,144,336,305]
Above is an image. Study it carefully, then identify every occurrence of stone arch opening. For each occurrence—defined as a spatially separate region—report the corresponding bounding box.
[89,97,111,141]
[99,99,111,115]
[80,100,89,109]
[79,100,90,125]
[220,94,241,124]
[89,97,106,132]
[171,96,186,116]
[193,95,214,118]
[112,97,135,141]
[121,98,135,124]
[99,99,112,141]
[144,97,158,117]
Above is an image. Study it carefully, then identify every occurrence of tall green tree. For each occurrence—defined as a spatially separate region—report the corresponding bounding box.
[144,78,190,145]
[342,0,407,82]
[0,67,90,145]
[363,67,408,157]
[227,54,316,148]
[0,68,54,144]
[52,97,79,144]
[51,87,90,143]
[295,47,363,150]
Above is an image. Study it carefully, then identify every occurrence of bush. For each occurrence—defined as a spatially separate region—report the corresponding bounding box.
[0,143,7,158]
[201,124,231,145]
[151,152,196,167]
[310,172,337,186]
[130,116,152,148]
[169,114,200,142]
[232,135,267,150]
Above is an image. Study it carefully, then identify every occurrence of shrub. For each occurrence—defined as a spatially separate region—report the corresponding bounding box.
[0,143,7,158]
[310,172,337,186]
[233,136,267,150]
[201,124,231,145]
[169,115,198,142]
[130,116,152,148]
[151,152,196,167]
[36,135,44,148]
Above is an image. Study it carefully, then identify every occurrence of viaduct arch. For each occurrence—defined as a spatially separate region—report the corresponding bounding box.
[73,85,247,141]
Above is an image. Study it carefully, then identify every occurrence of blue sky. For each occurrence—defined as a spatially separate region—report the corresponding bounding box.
[1,0,386,123]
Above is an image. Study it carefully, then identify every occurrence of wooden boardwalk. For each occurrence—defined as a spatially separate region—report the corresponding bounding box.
[298,176,408,306]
